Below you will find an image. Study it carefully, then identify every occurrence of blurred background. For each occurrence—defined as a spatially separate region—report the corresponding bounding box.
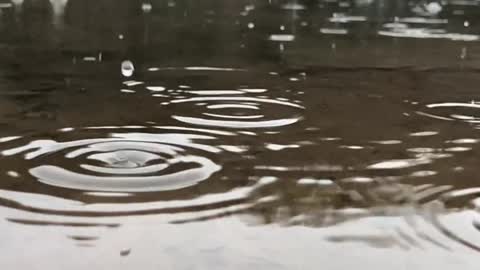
[1,0,480,70]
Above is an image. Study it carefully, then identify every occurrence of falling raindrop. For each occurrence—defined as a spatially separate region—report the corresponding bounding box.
[121,60,134,77]
[142,2,152,13]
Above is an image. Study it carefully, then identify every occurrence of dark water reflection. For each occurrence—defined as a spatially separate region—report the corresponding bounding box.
[1,0,480,269]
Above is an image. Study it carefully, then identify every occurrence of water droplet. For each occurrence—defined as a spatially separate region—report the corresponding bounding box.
[121,60,134,77]
[142,2,152,13]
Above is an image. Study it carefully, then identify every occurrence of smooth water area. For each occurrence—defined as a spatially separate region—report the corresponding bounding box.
[1,0,480,269]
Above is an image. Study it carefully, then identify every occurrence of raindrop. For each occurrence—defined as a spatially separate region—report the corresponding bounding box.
[142,2,152,13]
[121,60,134,77]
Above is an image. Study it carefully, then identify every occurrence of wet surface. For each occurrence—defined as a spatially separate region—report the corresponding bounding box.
[1,0,480,269]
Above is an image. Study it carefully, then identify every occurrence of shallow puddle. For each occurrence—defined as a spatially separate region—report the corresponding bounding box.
[0,0,480,269]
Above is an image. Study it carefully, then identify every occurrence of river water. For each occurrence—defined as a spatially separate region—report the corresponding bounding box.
[0,0,479,269]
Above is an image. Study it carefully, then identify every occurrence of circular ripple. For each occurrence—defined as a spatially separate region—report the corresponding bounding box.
[167,95,304,129]
[1,128,222,192]
[418,102,480,124]
[126,66,305,129]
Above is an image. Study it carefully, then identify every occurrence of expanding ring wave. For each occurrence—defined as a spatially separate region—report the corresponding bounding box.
[167,95,304,129]
[1,129,222,192]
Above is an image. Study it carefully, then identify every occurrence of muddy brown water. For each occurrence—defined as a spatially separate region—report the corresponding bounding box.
[0,0,480,269]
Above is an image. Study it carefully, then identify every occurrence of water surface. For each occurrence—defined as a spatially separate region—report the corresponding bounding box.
[1,0,480,269]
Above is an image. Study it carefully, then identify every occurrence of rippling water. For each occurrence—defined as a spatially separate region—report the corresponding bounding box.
[1,0,480,269]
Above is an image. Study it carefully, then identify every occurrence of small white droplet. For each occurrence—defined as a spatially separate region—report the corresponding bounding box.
[142,2,152,13]
[248,22,255,29]
[121,60,134,77]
